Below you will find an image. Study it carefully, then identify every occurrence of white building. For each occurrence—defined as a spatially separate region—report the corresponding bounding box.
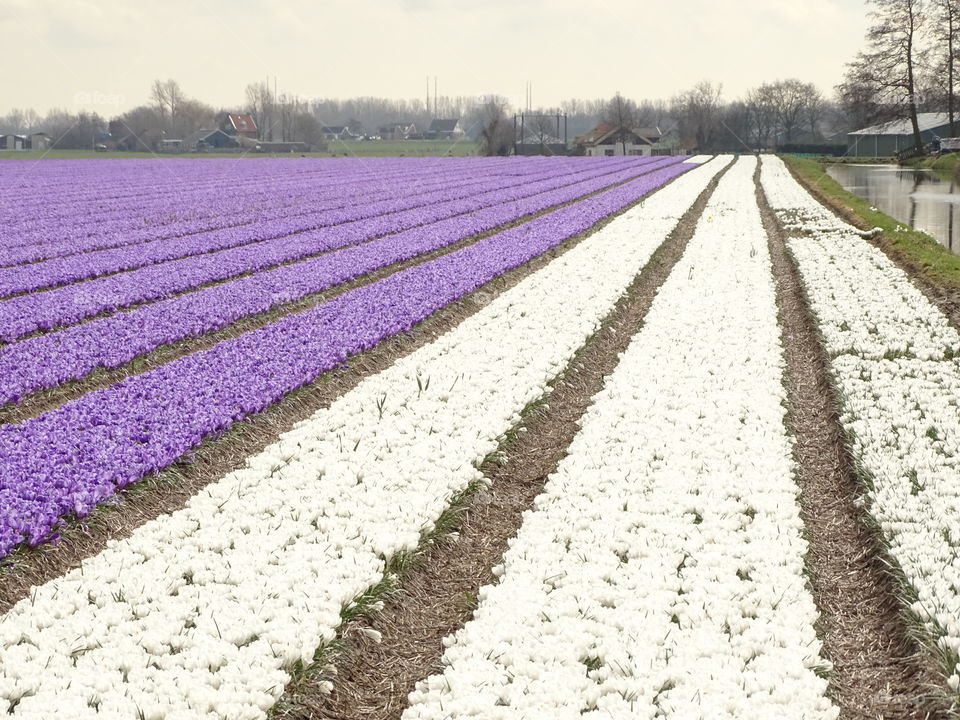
[577,123,663,156]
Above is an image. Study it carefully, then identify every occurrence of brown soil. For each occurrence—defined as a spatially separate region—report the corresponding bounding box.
[758,169,952,720]
[271,160,731,720]
[0,166,691,614]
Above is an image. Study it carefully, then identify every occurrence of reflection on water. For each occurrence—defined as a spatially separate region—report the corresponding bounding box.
[825,163,960,252]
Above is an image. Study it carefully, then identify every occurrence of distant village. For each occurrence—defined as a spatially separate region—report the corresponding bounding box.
[1,74,957,159]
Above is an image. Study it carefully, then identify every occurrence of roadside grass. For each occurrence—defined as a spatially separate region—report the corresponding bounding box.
[783,154,960,290]
[0,140,479,161]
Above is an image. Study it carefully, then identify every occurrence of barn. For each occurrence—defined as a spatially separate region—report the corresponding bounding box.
[846,113,955,157]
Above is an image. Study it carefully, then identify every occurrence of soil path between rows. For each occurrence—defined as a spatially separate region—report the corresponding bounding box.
[758,166,951,720]
[274,160,732,720]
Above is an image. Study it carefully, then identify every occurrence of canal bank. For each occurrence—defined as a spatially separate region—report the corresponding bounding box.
[783,155,960,292]
[824,162,959,252]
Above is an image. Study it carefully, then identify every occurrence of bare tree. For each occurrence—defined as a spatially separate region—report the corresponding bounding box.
[602,92,638,155]
[477,98,513,156]
[933,0,960,135]
[112,105,164,151]
[529,113,559,149]
[150,79,185,131]
[840,0,928,151]
[767,79,822,142]
[292,111,325,149]
[4,108,26,133]
[805,88,825,138]
[672,81,723,151]
[245,81,276,140]
[746,84,778,149]
[172,98,215,137]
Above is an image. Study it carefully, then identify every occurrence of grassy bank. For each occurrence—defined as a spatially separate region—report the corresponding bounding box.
[816,155,896,165]
[905,153,960,178]
[783,155,960,290]
[0,139,479,161]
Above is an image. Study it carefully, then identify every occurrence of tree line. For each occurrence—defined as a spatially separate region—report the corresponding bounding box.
[0,77,856,154]
[839,0,960,152]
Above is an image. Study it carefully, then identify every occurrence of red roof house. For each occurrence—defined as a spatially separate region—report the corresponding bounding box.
[221,113,258,138]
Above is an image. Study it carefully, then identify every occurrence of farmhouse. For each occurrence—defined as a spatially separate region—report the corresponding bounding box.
[576,123,663,156]
[218,112,258,139]
[847,113,955,156]
[183,129,239,151]
[378,122,417,140]
[29,132,50,150]
[0,134,27,150]
[427,118,463,140]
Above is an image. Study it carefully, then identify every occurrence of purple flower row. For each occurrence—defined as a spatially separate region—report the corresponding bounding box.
[1,157,593,247]
[1,157,490,234]
[0,160,634,295]
[0,158,677,339]
[0,159,531,264]
[0,159,683,405]
[0,161,690,558]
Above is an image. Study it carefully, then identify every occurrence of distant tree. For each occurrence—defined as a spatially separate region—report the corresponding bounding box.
[635,99,669,129]
[245,81,276,140]
[768,79,822,142]
[840,0,928,151]
[672,81,723,151]
[933,0,960,135]
[602,92,638,155]
[3,108,26,133]
[745,84,778,149]
[112,105,164,151]
[173,98,214,136]
[477,99,513,156]
[292,111,325,149]
[718,100,753,152]
[150,79,185,131]
[528,112,559,149]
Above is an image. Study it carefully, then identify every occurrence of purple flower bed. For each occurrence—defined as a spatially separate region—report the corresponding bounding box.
[0,157,513,246]
[0,158,535,265]
[0,160,689,557]
[0,160,684,404]
[0,158,677,339]
[0,160,649,295]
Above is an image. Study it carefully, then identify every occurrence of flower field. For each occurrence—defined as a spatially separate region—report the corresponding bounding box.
[0,154,958,718]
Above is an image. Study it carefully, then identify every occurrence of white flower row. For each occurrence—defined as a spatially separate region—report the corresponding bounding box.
[683,154,714,164]
[404,156,837,720]
[760,155,960,693]
[0,157,730,719]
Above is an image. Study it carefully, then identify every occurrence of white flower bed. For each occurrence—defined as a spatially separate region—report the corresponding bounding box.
[404,157,837,720]
[0,158,729,719]
[761,155,960,692]
[683,154,714,164]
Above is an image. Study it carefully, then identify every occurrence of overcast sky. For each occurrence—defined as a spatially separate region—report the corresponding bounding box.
[2,0,869,116]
